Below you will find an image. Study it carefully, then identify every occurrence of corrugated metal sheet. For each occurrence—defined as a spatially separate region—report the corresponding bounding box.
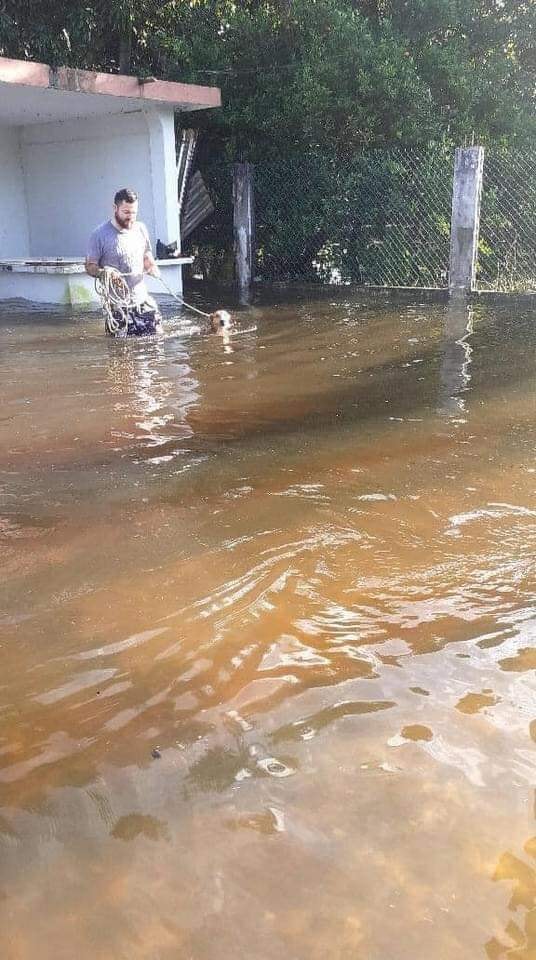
[180,170,215,241]
[177,129,197,218]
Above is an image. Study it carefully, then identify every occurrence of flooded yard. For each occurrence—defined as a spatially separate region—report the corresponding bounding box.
[0,290,535,960]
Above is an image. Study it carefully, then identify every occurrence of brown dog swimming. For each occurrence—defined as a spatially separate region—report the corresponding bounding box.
[208,310,232,334]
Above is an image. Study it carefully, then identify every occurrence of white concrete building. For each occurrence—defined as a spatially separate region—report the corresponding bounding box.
[0,57,221,305]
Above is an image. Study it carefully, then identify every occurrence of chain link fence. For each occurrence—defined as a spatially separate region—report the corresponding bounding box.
[254,147,453,286]
[191,146,452,288]
[187,145,536,293]
[477,148,536,292]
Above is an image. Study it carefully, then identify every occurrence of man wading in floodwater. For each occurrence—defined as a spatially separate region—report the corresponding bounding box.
[85,188,162,336]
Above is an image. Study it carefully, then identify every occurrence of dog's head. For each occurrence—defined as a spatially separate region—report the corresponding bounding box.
[209,310,232,333]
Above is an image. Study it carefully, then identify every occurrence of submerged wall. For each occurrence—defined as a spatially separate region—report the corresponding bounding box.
[20,108,179,258]
[0,125,30,258]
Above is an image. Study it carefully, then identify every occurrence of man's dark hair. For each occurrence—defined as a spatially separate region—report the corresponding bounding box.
[114,188,138,205]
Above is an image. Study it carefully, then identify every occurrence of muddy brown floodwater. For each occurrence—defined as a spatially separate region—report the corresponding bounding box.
[0,290,535,960]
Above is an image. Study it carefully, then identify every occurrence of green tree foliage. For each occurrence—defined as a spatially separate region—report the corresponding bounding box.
[187,0,440,159]
[0,0,534,152]
[0,1,175,72]
[379,0,536,146]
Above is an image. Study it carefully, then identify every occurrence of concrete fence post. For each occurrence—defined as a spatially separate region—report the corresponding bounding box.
[448,146,485,296]
[233,162,255,292]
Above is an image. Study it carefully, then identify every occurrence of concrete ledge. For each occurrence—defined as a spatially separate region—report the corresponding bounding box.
[0,56,221,111]
[186,278,536,308]
[0,259,86,275]
[0,268,98,305]
[0,257,193,273]
[187,280,451,303]
[0,57,49,87]
[346,285,449,302]
[470,289,536,306]
[355,285,536,305]
[0,258,192,303]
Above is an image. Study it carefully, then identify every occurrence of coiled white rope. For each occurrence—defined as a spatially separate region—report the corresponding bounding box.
[94,267,133,335]
[95,267,212,331]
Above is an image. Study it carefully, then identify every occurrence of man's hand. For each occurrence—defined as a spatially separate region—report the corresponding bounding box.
[97,266,121,281]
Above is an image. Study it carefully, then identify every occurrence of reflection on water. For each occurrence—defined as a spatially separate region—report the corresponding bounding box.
[485,802,536,960]
[0,292,535,959]
[439,301,474,415]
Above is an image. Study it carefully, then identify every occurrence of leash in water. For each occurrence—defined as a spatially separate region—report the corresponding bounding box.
[156,275,210,318]
[156,275,232,332]
[95,267,232,336]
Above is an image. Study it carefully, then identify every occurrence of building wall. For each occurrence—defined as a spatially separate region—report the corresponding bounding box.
[20,109,178,258]
[0,125,30,258]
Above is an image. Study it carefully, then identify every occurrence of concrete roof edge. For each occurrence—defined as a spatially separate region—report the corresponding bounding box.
[0,56,221,110]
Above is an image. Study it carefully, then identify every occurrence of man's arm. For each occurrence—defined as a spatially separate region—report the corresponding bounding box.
[143,250,160,278]
[85,258,100,278]
[141,223,160,278]
[86,228,102,277]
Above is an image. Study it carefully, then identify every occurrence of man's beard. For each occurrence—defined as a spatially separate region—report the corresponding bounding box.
[116,214,134,229]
